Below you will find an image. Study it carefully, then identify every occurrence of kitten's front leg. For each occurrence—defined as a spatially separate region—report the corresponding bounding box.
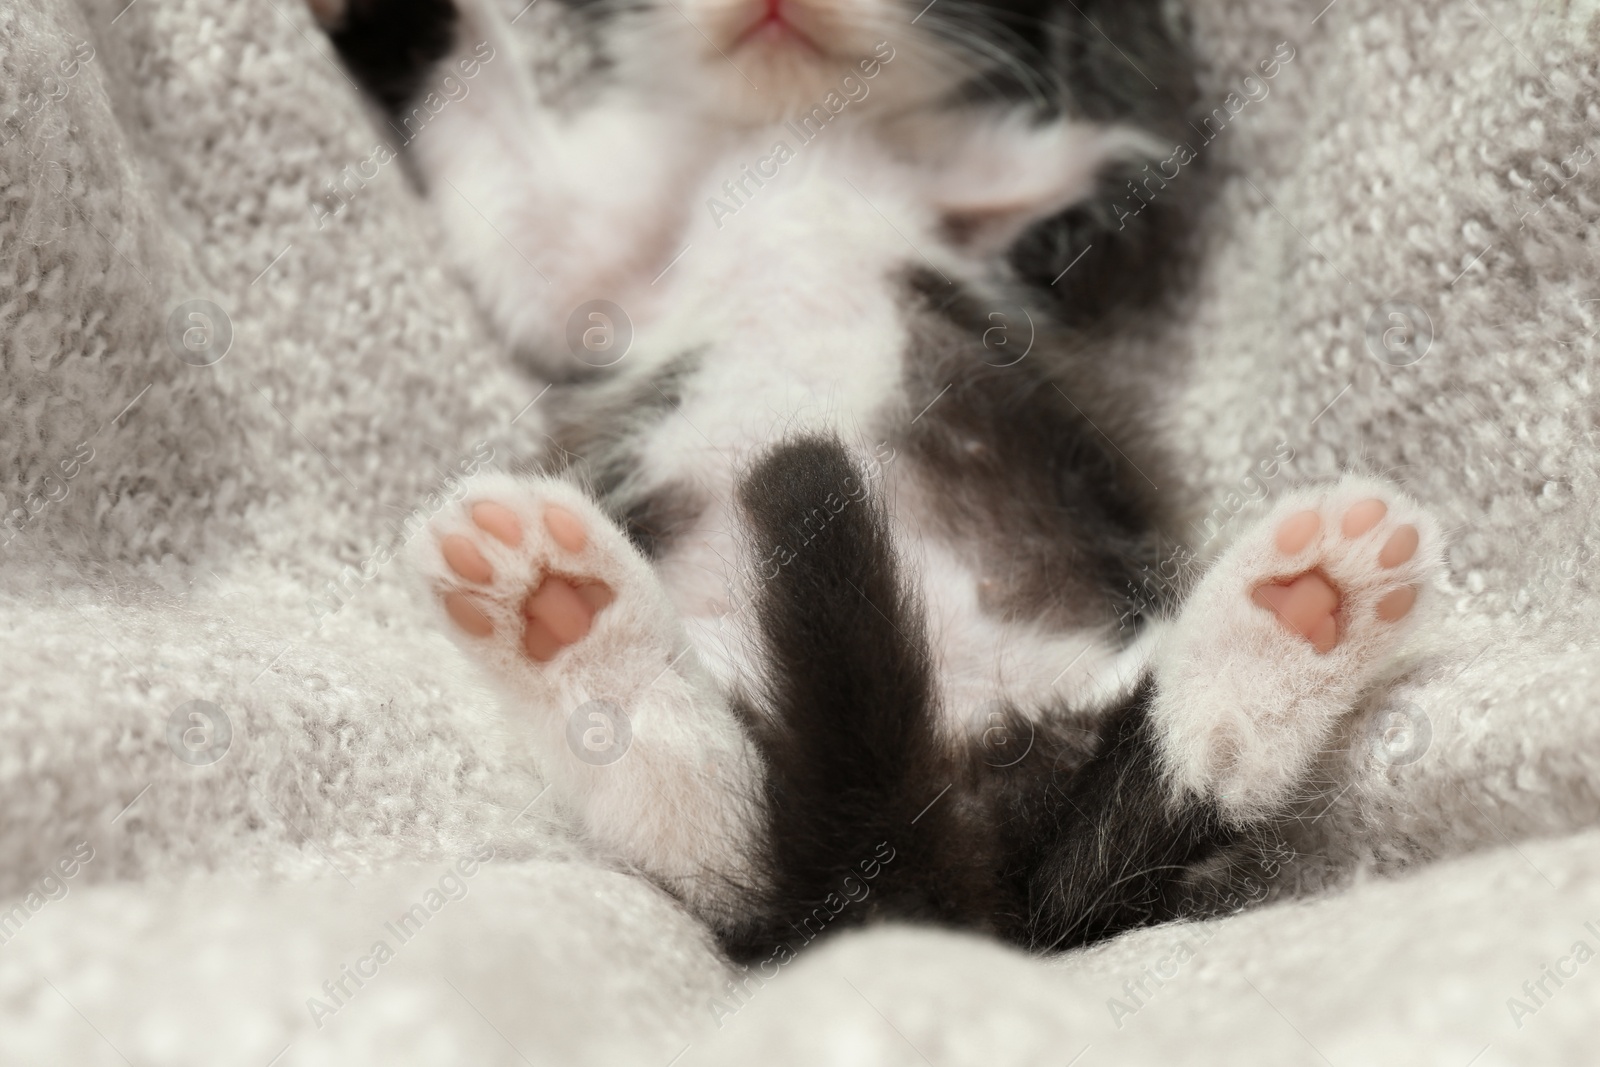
[1151,476,1444,823]
[311,0,700,374]
[416,473,762,913]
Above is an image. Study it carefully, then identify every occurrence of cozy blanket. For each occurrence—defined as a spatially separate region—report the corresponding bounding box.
[2,0,1598,1063]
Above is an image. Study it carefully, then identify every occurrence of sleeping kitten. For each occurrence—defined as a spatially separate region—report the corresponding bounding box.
[314,0,1442,958]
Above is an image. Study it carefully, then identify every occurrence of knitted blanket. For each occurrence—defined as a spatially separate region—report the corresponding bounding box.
[2,0,1597,1063]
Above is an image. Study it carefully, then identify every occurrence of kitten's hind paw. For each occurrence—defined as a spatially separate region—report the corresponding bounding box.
[1151,477,1444,822]
[416,473,675,704]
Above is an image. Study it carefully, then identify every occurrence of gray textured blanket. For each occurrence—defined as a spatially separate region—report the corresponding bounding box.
[2,0,1598,1063]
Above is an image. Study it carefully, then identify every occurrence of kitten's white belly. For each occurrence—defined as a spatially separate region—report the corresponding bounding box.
[588,140,1147,732]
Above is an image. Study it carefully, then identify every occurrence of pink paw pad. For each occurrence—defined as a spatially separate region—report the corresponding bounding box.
[1252,498,1419,654]
[439,502,614,662]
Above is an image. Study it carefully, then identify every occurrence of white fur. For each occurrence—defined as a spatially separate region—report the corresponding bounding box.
[1149,476,1445,824]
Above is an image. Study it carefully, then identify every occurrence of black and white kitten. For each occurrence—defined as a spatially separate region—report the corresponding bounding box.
[313,0,1442,960]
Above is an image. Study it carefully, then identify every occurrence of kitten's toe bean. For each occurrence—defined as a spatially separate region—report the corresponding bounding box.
[544,506,588,553]
[1275,510,1321,555]
[576,582,616,611]
[1340,498,1388,538]
[444,593,495,637]
[441,535,493,583]
[505,504,613,661]
[1377,586,1417,621]
[1252,572,1339,648]
[525,576,599,645]
[1379,526,1419,568]
[521,616,566,663]
[1306,614,1339,654]
[471,501,523,547]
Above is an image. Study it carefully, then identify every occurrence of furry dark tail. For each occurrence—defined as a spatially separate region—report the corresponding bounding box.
[721,435,999,963]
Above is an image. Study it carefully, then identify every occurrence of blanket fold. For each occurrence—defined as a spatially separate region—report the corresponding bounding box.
[2,0,1597,1062]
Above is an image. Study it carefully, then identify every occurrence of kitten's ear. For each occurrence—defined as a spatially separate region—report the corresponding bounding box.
[924,117,1162,259]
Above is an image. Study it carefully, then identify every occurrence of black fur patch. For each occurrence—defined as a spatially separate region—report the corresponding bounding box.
[328,0,459,114]
[893,269,1175,630]
[1009,162,1208,330]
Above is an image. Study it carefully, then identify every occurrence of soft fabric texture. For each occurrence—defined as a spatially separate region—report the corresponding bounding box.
[1,0,1597,1063]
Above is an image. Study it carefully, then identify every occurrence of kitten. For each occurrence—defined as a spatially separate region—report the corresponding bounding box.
[314,0,1442,959]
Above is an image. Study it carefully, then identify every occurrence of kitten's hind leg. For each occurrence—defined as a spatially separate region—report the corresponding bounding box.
[417,473,762,914]
[1150,476,1444,823]
[992,478,1443,952]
